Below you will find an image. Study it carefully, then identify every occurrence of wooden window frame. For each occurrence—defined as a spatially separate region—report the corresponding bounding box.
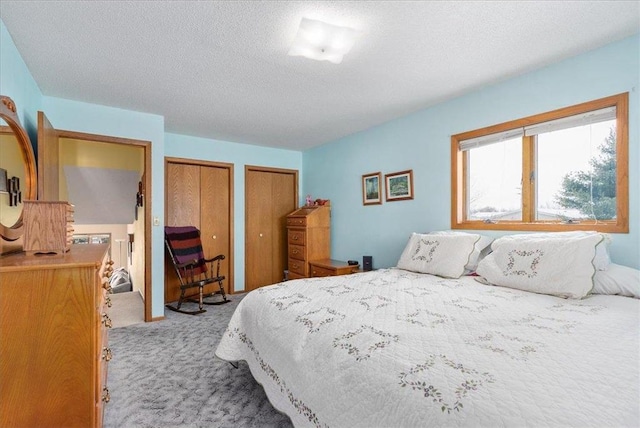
[451,93,629,233]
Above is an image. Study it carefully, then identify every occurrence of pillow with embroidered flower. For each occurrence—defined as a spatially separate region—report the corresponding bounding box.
[495,231,611,270]
[397,233,481,278]
[429,230,493,273]
[476,233,604,299]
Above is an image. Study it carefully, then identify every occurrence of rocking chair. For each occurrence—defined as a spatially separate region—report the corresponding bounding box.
[165,226,229,315]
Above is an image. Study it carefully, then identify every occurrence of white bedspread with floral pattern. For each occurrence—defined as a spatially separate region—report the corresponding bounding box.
[215,268,640,427]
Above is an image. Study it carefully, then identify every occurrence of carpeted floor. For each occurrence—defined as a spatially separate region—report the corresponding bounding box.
[104,294,293,428]
[108,291,145,328]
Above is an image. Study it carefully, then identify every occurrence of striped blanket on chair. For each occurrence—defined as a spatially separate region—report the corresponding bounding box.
[164,226,207,275]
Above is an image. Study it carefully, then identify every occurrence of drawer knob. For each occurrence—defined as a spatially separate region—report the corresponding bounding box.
[106,296,112,308]
[102,347,113,361]
[102,387,111,403]
[293,236,298,240]
[292,249,298,254]
[102,313,112,329]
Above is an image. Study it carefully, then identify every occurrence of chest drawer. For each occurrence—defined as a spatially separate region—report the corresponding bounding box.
[288,258,307,276]
[288,244,305,260]
[310,265,335,277]
[288,230,306,246]
[309,259,360,277]
[286,217,307,227]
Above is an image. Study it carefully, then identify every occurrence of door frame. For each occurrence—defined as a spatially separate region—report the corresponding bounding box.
[55,129,153,322]
[164,156,235,295]
[244,165,299,290]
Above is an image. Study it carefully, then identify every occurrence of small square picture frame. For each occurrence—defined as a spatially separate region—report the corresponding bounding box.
[362,172,382,205]
[385,169,414,201]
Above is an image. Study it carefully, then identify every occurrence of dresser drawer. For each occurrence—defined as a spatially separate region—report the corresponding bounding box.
[286,217,307,227]
[288,258,307,276]
[288,230,306,245]
[288,244,305,261]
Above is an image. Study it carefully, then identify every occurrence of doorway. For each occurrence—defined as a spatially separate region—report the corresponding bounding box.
[37,112,153,322]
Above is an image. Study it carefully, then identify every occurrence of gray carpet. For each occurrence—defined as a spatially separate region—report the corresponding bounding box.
[104,294,293,428]
[108,291,145,328]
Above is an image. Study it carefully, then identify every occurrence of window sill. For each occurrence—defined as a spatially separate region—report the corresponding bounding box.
[452,220,628,233]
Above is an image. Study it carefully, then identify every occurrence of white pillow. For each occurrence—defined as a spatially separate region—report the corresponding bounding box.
[397,233,480,278]
[592,263,640,299]
[430,230,493,272]
[476,233,603,299]
[495,231,611,270]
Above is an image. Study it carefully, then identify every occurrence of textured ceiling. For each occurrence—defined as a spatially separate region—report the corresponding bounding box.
[1,1,638,150]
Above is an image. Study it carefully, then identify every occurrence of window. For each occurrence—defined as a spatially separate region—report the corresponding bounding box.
[72,233,111,245]
[451,93,628,232]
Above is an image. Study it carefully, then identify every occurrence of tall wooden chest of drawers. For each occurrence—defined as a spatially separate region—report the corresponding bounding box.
[286,206,330,279]
[0,244,114,428]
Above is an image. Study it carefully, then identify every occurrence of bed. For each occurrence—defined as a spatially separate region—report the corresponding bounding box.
[216,232,640,427]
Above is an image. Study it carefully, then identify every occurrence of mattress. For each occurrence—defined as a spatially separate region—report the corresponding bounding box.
[215,268,640,427]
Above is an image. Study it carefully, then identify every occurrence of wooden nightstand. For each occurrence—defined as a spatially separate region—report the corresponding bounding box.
[309,259,360,277]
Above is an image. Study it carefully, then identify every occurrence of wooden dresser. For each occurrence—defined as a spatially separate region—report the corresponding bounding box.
[286,206,330,279]
[0,244,114,428]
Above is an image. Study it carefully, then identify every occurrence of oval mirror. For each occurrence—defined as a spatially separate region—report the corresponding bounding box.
[0,96,37,244]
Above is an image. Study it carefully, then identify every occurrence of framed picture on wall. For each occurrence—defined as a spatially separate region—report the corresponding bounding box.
[362,172,382,205]
[385,170,414,201]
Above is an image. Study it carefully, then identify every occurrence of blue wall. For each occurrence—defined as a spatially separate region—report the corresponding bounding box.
[0,21,42,146]
[165,133,303,292]
[303,34,640,269]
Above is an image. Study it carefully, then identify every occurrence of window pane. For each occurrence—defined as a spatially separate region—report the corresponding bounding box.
[90,234,111,244]
[536,119,616,221]
[72,235,89,244]
[468,138,522,221]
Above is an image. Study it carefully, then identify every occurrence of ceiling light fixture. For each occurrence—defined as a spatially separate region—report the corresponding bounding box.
[288,18,359,64]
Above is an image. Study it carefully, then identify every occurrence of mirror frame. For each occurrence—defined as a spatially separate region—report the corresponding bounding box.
[0,95,37,241]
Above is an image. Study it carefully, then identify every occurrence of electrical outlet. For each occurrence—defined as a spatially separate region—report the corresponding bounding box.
[153,216,160,226]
